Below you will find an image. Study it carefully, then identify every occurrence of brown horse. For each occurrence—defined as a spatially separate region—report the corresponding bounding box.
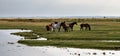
[46,23,53,31]
[69,22,77,31]
[80,23,91,31]
[61,21,70,32]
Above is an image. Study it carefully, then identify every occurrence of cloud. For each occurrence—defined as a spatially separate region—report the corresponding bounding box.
[0,0,120,17]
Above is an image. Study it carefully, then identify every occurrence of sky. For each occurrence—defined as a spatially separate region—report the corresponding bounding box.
[0,0,120,17]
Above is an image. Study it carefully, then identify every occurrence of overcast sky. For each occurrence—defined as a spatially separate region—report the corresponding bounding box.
[0,0,120,17]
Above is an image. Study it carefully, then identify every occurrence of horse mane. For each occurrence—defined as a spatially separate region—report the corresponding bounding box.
[68,22,77,31]
[69,22,77,25]
[73,22,77,24]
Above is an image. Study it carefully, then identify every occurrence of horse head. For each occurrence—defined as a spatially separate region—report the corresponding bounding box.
[74,22,77,25]
[54,22,58,24]
[60,21,65,26]
[49,23,53,27]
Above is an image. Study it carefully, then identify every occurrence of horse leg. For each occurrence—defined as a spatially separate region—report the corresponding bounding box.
[80,27,83,31]
[66,27,69,32]
[67,28,69,32]
[85,27,87,30]
[53,28,55,32]
[58,28,60,32]
[64,28,66,32]
[53,29,55,32]
[68,27,70,32]
[71,27,73,31]
[58,26,61,32]
[51,27,53,31]
[64,28,67,32]
[67,26,70,32]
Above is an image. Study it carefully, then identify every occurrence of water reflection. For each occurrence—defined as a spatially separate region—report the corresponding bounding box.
[0,29,120,56]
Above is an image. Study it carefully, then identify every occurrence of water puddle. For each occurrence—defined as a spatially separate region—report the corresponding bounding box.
[21,33,47,40]
[101,40,120,42]
[24,37,47,40]
[0,29,120,56]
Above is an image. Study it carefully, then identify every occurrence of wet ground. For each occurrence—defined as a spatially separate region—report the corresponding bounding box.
[0,29,120,56]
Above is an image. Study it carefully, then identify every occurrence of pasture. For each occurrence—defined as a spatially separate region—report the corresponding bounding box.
[0,18,120,50]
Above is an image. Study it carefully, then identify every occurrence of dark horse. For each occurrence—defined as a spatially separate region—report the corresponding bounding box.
[80,23,91,31]
[61,21,70,32]
[46,23,53,31]
[69,22,77,31]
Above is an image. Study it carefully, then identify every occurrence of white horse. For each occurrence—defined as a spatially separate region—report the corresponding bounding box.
[52,22,62,32]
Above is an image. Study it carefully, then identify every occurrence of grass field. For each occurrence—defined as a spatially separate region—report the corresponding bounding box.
[0,18,120,50]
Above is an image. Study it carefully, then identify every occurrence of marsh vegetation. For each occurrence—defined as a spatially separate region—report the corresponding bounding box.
[0,18,120,50]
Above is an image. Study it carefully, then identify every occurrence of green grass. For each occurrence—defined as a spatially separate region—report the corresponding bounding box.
[18,40,120,50]
[0,18,120,50]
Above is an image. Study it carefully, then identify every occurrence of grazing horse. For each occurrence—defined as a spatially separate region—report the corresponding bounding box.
[69,22,77,31]
[46,23,53,31]
[61,21,70,32]
[52,22,62,32]
[80,23,91,31]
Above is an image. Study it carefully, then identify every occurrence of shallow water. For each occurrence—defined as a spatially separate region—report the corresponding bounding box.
[0,29,120,56]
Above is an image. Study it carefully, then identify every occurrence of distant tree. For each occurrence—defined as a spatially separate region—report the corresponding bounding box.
[29,19,33,22]
[104,16,106,18]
